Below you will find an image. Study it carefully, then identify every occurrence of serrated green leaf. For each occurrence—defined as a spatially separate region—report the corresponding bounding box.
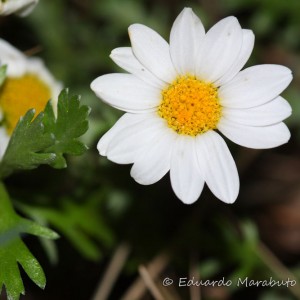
[13,206,59,265]
[0,243,25,299]
[43,89,90,169]
[0,65,7,87]
[0,88,89,178]
[16,242,46,289]
[21,218,59,239]
[0,183,59,300]
[0,110,56,179]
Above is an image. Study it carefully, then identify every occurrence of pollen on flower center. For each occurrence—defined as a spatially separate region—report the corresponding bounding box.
[0,73,51,135]
[158,75,222,136]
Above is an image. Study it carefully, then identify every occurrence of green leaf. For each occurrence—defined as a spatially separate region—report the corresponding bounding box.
[20,212,59,265]
[218,219,264,286]
[0,65,6,87]
[43,89,90,168]
[0,89,90,178]
[0,110,56,178]
[0,183,59,300]
[199,259,221,280]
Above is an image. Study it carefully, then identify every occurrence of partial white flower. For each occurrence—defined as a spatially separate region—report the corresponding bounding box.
[0,38,62,159]
[0,0,38,17]
[91,8,293,204]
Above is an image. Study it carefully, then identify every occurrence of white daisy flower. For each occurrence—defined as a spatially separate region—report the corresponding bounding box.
[91,8,292,204]
[0,38,62,159]
[0,0,38,17]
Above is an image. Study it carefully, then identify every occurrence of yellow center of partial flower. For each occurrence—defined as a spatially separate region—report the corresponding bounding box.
[158,75,222,136]
[0,74,51,135]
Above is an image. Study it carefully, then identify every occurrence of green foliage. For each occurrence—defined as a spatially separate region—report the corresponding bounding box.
[199,259,222,280]
[43,89,90,168]
[0,110,56,178]
[18,194,114,261]
[0,183,59,300]
[0,65,6,87]
[221,220,263,281]
[0,89,90,178]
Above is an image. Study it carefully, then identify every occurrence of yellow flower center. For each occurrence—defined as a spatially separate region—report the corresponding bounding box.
[0,74,51,135]
[158,75,222,136]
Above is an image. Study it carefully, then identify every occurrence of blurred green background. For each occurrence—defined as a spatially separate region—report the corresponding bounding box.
[1,0,300,299]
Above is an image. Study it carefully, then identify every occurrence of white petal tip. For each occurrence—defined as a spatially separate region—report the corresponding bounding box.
[284,130,291,143]
[97,141,107,156]
[210,181,239,205]
[131,175,152,186]
[272,124,291,147]
[272,65,293,80]
[244,29,255,40]
[221,195,238,204]
[178,195,199,205]
[217,190,239,204]
[109,52,116,59]
[226,16,238,22]
[217,16,239,26]
[99,149,106,156]
[128,24,141,34]
[283,66,293,74]
[90,77,99,92]
[182,7,193,13]
[110,48,122,58]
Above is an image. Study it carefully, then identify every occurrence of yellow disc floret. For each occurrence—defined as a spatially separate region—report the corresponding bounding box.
[0,74,51,135]
[158,75,222,136]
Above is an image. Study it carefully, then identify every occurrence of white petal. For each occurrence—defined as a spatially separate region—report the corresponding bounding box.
[218,118,291,149]
[0,38,27,77]
[110,47,166,89]
[91,74,161,112]
[170,7,205,75]
[0,0,38,16]
[128,24,177,83]
[219,65,293,109]
[130,127,177,185]
[196,131,239,203]
[170,135,204,204]
[222,96,292,127]
[27,57,62,111]
[196,16,243,82]
[97,113,150,156]
[106,114,167,164]
[215,29,255,86]
[0,40,61,115]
